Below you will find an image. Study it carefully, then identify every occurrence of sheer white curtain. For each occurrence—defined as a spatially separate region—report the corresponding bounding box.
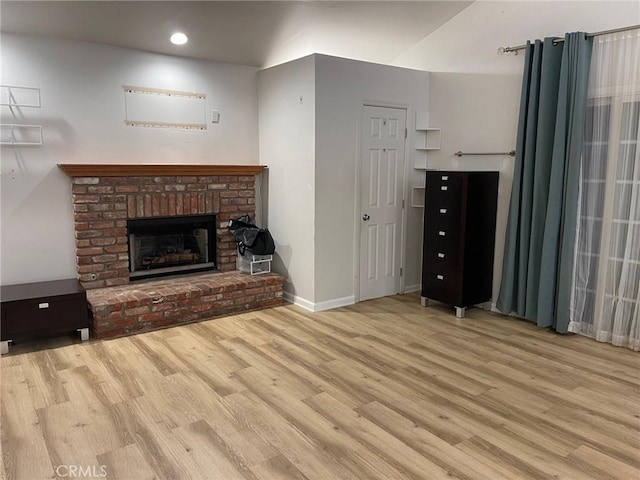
[569,29,640,350]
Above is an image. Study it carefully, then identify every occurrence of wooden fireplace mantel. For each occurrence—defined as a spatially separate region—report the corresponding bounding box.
[58,164,267,177]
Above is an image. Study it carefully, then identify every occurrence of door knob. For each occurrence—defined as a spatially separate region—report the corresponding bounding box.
[362,214,370,221]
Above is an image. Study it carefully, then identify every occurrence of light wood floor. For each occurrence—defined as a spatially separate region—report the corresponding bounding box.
[1,294,639,480]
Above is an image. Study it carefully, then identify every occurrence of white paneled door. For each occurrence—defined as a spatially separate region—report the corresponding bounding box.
[359,105,406,301]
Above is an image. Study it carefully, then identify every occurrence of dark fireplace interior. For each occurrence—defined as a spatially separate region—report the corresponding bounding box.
[127,215,217,281]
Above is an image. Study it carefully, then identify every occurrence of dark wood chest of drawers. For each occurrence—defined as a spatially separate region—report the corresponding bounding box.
[421,171,499,317]
[1,279,90,354]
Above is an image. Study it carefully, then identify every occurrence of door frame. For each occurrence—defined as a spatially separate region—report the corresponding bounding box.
[353,99,411,303]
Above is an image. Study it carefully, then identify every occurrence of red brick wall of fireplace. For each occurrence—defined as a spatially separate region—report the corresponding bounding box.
[71,174,256,289]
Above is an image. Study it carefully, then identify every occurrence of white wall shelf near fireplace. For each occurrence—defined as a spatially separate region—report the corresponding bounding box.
[414,110,440,169]
[1,85,43,146]
[0,124,43,146]
[1,85,41,108]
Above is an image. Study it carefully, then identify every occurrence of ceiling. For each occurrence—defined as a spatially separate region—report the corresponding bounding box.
[0,1,473,68]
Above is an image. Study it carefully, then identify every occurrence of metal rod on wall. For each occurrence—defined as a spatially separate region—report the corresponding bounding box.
[498,23,639,54]
[455,150,515,157]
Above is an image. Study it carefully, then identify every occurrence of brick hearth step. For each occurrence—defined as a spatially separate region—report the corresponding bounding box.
[87,271,284,339]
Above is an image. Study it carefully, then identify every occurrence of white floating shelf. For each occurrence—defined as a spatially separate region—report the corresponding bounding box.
[414,129,441,169]
[411,186,425,208]
[414,111,440,169]
[415,128,441,150]
[414,151,428,170]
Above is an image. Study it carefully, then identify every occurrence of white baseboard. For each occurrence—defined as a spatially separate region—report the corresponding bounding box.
[404,283,421,294]
[282,291,314,311]
[314,296,355,312]
[282,292,355,312]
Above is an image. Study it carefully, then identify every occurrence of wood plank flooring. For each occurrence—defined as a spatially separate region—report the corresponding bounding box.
[1,294,639,480]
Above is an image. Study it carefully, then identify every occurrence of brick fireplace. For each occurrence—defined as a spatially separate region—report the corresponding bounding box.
[59,164,284,338]
[59,164,264,289]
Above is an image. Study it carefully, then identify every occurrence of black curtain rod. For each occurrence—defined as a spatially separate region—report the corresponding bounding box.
[498,24,639,54]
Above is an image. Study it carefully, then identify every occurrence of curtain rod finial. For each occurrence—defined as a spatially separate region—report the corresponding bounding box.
[498,46,519,55]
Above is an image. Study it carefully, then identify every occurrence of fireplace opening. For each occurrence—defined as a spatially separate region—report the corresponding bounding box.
[127,215,217,281]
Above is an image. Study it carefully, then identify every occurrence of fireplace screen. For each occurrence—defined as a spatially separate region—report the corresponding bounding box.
[128,215,216,280]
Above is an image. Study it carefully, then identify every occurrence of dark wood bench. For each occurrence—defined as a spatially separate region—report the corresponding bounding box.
[1,279,90,354]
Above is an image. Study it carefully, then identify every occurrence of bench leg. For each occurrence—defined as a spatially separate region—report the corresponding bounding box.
[420,296,431,307]
[1,340,10,355]
[78,328,89,342]
[455,306,466,318]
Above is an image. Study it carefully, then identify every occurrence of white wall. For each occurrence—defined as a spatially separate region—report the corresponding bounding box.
[393,1,640,74]
[259,54,430,308]
[0,33,259,285]
[314,55,430,304]
[258,55,316,304]
[428,73,522,303]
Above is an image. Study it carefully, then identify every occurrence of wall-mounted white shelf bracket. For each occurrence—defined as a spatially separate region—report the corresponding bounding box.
[1,85,41,108]
[0,124,43,146]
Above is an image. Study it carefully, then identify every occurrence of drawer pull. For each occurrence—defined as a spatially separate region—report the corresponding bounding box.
[441,186,448,191]
[438,253,445,258]
[439,208,447,214]
[437,275,444,280]
[438,231,446,236]
[442,175,449,181]
[38,303,49,309]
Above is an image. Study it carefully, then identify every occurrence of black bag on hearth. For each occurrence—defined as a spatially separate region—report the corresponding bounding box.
[228,215,275,256]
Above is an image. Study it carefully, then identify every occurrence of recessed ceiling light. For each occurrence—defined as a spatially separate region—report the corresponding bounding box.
[170,32,188,45]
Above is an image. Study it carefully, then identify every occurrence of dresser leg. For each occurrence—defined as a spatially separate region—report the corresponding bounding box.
[420,297,431,307]
[78,328,89,342]
[455,307,466,318]
[1,340,10,355]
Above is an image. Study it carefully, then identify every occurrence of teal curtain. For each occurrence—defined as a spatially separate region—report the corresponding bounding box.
[496,33,593,332]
